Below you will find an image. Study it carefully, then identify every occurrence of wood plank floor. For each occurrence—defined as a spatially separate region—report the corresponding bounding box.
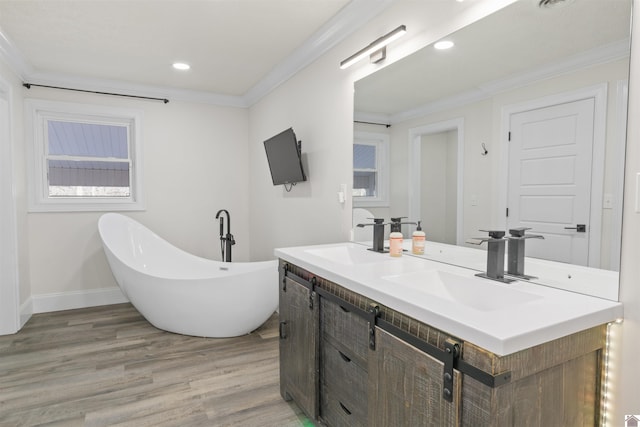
[0,304,309,427]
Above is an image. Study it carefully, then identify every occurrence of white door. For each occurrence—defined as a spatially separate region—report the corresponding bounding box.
[507,98,595,266]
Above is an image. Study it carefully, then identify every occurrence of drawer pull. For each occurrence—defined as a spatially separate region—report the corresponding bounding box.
[339,401,352,415]
[338,350,351,363]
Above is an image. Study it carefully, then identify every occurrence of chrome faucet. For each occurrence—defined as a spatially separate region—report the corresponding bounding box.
[506,227,544,280]
[357,218,388,253]
[467,230,514,283]
[215,209,235,262]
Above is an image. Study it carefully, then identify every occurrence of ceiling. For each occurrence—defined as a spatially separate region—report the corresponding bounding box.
[355,0,632,122]
[0,0,391,106]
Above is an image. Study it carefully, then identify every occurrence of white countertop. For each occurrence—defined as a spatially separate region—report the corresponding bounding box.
[275,242,623,356]
[356,238,620,301]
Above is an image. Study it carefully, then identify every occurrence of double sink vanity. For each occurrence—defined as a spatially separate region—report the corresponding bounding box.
[274,241,623,426]
[276,0,631,423]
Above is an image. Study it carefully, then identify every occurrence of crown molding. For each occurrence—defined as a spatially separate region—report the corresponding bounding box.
[477,39,630,98]
[243,0,395,106]
[387,38,630,125]
[23,70,248,107]
[2,0,396,108]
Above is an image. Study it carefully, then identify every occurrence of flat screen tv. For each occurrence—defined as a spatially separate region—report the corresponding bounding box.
[263,127,307,186]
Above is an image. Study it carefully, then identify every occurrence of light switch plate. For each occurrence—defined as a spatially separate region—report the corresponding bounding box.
[338,184,347,204]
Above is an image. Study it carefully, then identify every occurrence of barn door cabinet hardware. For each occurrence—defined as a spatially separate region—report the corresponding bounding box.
[282,265,511,397]
[278,261,607,426]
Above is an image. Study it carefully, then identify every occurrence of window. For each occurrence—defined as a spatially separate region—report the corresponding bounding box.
[26,99,144,212]
[353,132,389,207]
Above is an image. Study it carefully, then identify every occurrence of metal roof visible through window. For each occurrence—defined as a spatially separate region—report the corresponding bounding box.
[47,120,128,159]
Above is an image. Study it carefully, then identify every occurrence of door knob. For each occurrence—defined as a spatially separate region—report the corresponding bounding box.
[564,224,586,232]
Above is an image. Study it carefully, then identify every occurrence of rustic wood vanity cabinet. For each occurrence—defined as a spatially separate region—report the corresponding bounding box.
[278,261,608,426]
[279,271,319,419]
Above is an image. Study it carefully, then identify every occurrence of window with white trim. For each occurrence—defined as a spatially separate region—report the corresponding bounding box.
[26,99,144,212]
[353,132,389,207]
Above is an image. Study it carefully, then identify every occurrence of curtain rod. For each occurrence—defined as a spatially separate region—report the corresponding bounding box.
[23,83,169,104]
[354,120,391,128]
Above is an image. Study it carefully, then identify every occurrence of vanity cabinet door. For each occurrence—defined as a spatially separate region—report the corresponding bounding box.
[368,327,461,426]
[279,275,319,420]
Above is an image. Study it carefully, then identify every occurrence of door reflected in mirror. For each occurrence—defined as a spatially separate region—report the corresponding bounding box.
[352,0,631,298]
[420,129,458,245]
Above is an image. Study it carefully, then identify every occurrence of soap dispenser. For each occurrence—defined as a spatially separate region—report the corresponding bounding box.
[412,221,425,255]
[389,218,404,257]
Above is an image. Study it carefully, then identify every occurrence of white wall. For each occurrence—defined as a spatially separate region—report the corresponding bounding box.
[0,68,20,332]
[610,0,640,421]
[2,0,638,421]
[0,59,30,325]
[247,53,354,260]
[4,0,513,316]
[248,0,639,422]
[18,87,250,309]
[384,59,627,267]
[390,98,493,243]
[247,0,515,260]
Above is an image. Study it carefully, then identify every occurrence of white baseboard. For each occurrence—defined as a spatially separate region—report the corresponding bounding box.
[19,297,33,329]
[32,287,129,314]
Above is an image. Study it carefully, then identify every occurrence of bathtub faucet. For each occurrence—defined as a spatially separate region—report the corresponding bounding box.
[215,209,235,262]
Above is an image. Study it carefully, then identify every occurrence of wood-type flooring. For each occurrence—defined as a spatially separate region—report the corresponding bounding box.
[0,303,308,427]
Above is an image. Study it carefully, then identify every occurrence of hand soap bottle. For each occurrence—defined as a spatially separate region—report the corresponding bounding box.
[389,218,403,257]
[412,221,425,255]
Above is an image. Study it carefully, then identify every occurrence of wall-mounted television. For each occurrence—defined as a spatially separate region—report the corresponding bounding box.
[263,127,307,186]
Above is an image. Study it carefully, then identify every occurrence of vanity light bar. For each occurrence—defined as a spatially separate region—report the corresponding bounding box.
[340,25,407,69]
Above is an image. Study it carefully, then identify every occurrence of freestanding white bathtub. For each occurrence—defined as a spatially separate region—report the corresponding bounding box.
[98,213,278,337]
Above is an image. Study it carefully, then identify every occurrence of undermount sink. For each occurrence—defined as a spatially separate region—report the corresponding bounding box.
[382,270,542,312]
[305,245,383,265]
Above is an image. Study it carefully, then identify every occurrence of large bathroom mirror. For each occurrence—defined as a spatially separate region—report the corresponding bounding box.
[352,0,631,298]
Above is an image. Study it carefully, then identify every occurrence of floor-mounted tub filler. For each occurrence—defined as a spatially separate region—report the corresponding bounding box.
[98,213,278,337]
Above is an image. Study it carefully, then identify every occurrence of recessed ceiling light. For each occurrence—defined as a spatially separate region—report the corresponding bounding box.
[172,62,191,71]
[434,40,454,50]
